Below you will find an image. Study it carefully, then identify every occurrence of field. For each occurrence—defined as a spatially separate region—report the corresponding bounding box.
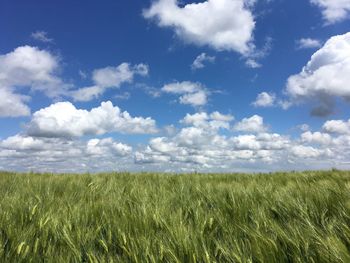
[1,171,350,262]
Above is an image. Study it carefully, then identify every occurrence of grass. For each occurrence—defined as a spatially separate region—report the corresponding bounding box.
[0,170,350,262]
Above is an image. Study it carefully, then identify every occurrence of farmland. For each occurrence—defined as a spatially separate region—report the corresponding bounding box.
[1,171,350,262]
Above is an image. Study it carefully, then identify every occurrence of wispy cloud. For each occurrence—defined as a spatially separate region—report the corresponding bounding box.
[31,31,53,43]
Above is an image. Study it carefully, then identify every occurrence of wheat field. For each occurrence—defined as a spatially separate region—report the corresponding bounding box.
[1,170,350,262]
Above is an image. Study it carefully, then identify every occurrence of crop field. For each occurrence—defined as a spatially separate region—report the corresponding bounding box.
[1,171,350,262]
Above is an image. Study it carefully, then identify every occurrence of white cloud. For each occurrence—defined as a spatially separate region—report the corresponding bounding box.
[135,112,293,171]
[311,0,350,24]
[161,81,209,107]
[232,135,261,150]
[31,31,53,43]
[296,38,322,49]
[3,111,350,172]
[1,134,49,151]
[181,112,234,130]
[285,32,350,116]
[134,112,350,172]
[179,90,207,106]
[301,131,332,145]
[0,46,65,96]
[181,112,208,126]
[252,92,276,107]
[93,63,148,88]
[210,111,235,122]
[234,115,267,133]
[0,46,150,109]
[245,59,262,69]
[27,101,158,138]
[322,119,350,134]
[0,45,70,117]
[0,88,31,117]
[162,81,200,94]
[244,36,273,68]
[71,63,149,102]
[86,138,132,157]
[143,0,255,54]
[191,53,215,70]
[70,86,104,102]
[290,145,330,159]
[0,47,149,110]
[0,134,133,173]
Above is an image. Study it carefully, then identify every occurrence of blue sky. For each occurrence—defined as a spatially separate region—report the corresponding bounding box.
[1,0,350,172]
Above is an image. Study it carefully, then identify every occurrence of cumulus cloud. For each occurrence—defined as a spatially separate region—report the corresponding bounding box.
[311,0,350,24]
[301,131,332,145]
[285,32,350,116]
[134,112,350,172]
[0,134,49,151]
[233,115,267,133]
[86,138,132,157]
[181,112,234,130]
[71,63,149,102]
[191,53,215,70]
[135,111,292,171]
[252,92,276,107]
[31,31,53,43]
[179,91,207,106]
[0,88,31,117]
[2,110,350,172]
[0,45,70,117]
[143,0,255,54]
[0,45,66,96]
[27,101,158,138]
[161,81,209,107]
[296,38,322,49]
[0,134,133,173]
[322,119,350,134]
[93,63,148,88]
[0,46,150,110]
[290,145,331,159]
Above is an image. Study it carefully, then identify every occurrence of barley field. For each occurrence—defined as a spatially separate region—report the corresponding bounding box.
[1,170,350,262]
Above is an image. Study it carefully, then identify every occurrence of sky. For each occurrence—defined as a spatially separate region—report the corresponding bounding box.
[1,0,350,173]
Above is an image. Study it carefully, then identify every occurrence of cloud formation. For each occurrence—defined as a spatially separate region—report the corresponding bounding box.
[31,31,53,43]
[0,89,31,117]
[285,32,350,116]
[0,46,69,117]
[0,135,133,173]
[27,101,158,138]
[86,138,132,157]
[71,63,149,102]
[191,53,216,70]
[233,115,267,133]
[311,0,350,24]
[245,59,262,69]
[252,92,276,107]
[161,81,209,107]
[323,119,350,134]
[296,38,322,49]
[2,108,350,172]
[143,0,255,54]
[134,112,350,172]
[0,46,67,96]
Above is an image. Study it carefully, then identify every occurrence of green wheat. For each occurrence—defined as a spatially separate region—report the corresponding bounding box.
[0,170,350,262]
